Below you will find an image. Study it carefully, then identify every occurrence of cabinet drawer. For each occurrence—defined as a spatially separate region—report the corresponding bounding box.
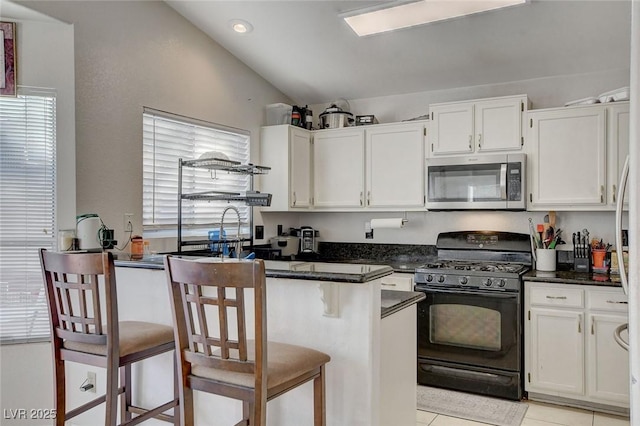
[529,286,584,308]
[381,275,414,292]
[588,290,628,312]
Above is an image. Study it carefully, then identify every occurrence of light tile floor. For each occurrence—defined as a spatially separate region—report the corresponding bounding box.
[416,400,631,426]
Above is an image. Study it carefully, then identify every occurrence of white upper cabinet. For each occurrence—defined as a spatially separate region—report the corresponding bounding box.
[365,123,425,209]
[313,128,365,208]
[430,102,474,155]
[606,103,630,208]
[527,102,629,211]
[429,95,527,156]
[260,125,312,211]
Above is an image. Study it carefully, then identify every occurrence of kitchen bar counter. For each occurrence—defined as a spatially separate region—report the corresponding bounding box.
[106,256,417,425]
[381,289,425,318]
[524,269,623,287]
[113,254,393,283]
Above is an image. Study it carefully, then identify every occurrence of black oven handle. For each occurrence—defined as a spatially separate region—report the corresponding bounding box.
[415,286,518,299]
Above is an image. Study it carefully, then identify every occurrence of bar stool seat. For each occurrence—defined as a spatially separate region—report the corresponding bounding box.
[191,340,330,391]
[64,321,174,357]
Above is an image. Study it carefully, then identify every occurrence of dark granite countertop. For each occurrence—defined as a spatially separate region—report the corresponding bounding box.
[524,269,623,287]
[381,290,425,319]
[113,254,393,283]
[295,242,437,274]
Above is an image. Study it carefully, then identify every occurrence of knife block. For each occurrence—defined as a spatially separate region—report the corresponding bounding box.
[574,245,592,273]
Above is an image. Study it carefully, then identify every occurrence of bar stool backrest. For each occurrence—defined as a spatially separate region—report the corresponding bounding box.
[39,250,118,350]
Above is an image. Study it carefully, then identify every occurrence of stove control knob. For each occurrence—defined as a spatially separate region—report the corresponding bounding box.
[483,278,493,287]
[497,279,506,287]
[437,275,446,283]
[459,276,468,285]
[426,274,434,282]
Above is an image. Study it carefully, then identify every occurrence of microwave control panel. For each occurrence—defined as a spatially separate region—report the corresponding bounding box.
[507,163,522,201]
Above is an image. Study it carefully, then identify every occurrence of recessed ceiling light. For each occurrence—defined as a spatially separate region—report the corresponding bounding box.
[229,19,253,34]
[342,0,527,37]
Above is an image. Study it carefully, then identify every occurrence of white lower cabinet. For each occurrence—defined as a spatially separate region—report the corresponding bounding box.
[528,307,585,395]
[525,282,629,410]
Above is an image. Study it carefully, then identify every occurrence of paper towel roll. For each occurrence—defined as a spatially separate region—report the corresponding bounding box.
[370,218,405,229]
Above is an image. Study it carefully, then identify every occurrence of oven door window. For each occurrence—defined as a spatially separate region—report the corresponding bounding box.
[430,303,501,351]
[417,289,520,371]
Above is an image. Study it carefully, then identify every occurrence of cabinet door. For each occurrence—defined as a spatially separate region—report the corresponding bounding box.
[429,103,474,155]
[528,106,606,208]
[475,97,523,152]
[313,129,365,208]
[527,308,584,395]
[366,123,425,208]
[587,313,630,405]
[289,127,312,208]
[606,103,630,208]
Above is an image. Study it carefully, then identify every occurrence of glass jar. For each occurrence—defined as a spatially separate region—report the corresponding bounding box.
[131,236,144,258]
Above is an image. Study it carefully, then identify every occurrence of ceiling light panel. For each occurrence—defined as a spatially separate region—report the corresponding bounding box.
[344,0,526,37]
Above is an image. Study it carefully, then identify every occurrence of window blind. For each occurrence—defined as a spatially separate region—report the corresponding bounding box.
[142,109,250,236]
[0,89,56,344]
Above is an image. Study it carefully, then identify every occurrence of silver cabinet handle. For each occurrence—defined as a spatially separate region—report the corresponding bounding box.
[591,317,595,335]
[468,135,472,150]
[478,134,482,149]
[292,191,297,206]
[613,185,617,203]
[367,191,371,206]
[600,185,604,203]
[381,282,397,287]
[360,192,363,206]
[578,314,582,333]
[546,295,567,300]
[606,300,628,304]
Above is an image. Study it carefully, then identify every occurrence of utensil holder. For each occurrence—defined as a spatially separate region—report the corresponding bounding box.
[536,249,556,272]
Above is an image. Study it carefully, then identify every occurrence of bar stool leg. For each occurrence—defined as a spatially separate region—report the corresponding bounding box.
[313,365,326,426]
[120,364,132,423]
[105,358,119,426]
[173,353,179,426]
[53,357,66,426]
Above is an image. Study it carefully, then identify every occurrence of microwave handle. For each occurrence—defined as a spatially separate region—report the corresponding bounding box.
[500,164,507,200]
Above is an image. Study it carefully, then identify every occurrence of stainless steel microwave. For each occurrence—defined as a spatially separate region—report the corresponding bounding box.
[425,154,526,210]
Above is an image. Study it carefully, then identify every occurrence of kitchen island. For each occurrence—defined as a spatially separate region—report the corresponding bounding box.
[66,255,423,426]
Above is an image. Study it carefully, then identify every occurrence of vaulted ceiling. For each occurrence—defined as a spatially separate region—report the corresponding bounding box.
[165,1,632,105]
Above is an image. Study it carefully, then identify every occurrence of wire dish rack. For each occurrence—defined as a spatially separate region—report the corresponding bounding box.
[177,157,272,254]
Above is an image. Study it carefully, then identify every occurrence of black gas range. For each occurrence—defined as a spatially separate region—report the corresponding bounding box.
[414,231,532,401]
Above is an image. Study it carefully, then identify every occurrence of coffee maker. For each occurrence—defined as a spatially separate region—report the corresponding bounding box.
[300,226,319,253]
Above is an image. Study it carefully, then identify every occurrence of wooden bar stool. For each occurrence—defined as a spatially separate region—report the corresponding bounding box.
[39,249,180,426]
[164,257,330,426]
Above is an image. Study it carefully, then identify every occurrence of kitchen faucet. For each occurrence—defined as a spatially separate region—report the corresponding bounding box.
[219,205,241,258]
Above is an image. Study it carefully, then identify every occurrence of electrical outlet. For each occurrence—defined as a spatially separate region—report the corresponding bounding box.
[255,225,264,240]
[365,222,373,239]
[85,371,96,393]
[123,213,134,232]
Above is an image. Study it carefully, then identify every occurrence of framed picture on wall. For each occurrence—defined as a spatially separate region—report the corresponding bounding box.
[1,21,16,97]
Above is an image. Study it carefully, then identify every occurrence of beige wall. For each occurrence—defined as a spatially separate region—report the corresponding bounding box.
[17,0,292,249]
